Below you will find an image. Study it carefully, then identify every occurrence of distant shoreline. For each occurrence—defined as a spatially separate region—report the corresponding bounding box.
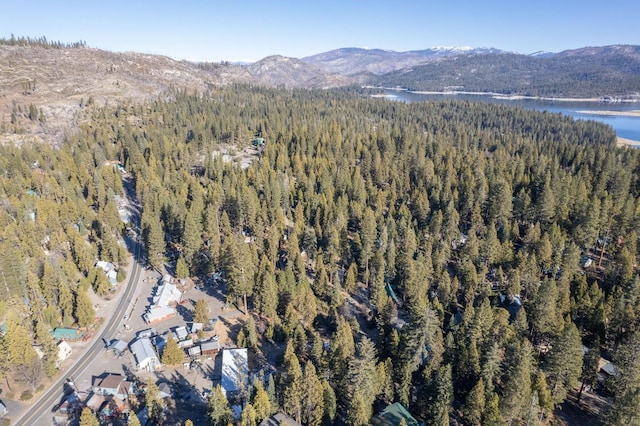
[369,87,640,103]
[577,110,640,117]
[617,137,640,147]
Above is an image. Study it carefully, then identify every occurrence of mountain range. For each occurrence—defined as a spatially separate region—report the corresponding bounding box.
[2,41,639,145]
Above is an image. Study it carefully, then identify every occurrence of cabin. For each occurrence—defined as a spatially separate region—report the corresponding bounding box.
[92,373,134,400]
[371,402,420,426]
[252,137,266,147]
[259,412,301,426]
[200,340,221,356]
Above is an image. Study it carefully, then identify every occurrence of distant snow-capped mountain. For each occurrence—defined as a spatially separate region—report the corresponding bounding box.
[302,46,503,75]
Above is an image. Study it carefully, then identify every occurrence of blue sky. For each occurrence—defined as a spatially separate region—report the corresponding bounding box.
[0,0,638,62]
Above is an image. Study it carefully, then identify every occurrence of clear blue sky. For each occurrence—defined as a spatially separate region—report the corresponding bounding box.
[1,0,638,62]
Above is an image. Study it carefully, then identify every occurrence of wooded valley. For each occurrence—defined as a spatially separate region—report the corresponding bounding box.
[1,86,639,425]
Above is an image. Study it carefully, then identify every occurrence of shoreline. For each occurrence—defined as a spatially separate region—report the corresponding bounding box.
[367,86,640,104]
[576,110,640,117]
[617,137,640,147]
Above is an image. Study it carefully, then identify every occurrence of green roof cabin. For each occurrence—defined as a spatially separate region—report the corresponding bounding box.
[252,137,265,147]
[371,402,420,426]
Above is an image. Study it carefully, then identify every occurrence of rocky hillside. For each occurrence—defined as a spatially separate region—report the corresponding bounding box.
[246,55,353,88]
[0,45,352,146]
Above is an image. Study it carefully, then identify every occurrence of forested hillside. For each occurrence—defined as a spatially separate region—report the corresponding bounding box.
[1,86,640,424]
[374,46,640,98]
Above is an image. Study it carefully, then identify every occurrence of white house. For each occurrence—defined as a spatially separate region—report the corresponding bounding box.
[92,373,134,400]
[221,348,248,400]
[96,261,118,285]
[143,275,182,324]
[130,338,161,371]
[57,340,72,363]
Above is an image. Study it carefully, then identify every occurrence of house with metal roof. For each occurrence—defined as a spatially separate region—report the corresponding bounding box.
[108,339,128,357]
[221,348,249,400]
[143,275,181,324]
[130,338,161,371]
[200,340,220,355]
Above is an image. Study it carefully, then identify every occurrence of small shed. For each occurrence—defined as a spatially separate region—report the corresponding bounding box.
[252,137,265,147]
[178,338,194,349]
[188,346,202,357]
[108,340,128,357]
[200,340,220,356]
[174,326,188,341]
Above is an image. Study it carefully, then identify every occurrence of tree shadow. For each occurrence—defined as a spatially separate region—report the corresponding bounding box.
[175,303,194,322]
[154,368,209,425]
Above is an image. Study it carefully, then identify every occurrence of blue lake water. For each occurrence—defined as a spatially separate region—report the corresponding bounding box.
[384,90,640,143]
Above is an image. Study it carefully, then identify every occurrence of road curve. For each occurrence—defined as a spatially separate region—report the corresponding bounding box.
[15,240,143,426]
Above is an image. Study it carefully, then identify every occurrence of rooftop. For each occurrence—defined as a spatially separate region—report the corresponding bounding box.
[221,348,249,397]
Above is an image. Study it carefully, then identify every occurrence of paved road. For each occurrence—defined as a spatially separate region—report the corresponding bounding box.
[15,241,143,426]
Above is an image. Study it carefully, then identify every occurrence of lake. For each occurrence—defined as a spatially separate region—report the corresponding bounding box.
[384,89,640,143]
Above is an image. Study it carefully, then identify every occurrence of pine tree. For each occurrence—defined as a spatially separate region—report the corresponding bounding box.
[128,411,142,426]
[74,289,95,328]
[344,262,358,294]
[35,319,57,377]
[162,335,184,365]
[193,298,209,324]
[208,384,233,426]
[606,331,640,425]
[145,378,164,421]
[346,392,369,426]
[544,320,583,405]
[462,378,485,426]
[79,407,99,426]
[222,235,255,313]
[244,316,259,350]
[347,337,377,420]
[241,403,257,426]
[176,255,189,279]
[5,320,37,368]
[182,209,203,270]
[429,363,453,426]
[143,209,166,269]
[303,362,325,426]
[322,379,337,425]
[255,269,278,319]
[500,339,533,424]
[280,340,304,422]
[252,381,272,422]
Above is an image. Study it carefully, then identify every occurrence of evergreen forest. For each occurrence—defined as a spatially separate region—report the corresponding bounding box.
[1,85,640,425]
